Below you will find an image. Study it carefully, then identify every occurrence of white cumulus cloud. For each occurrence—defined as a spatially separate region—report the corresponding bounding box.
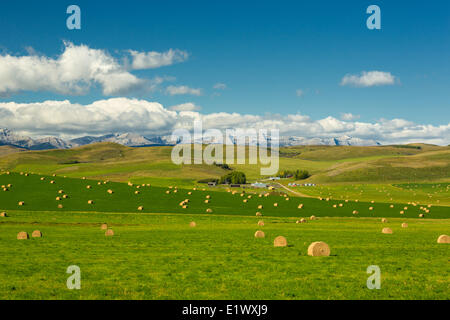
[128,49,189,70]
[340,71,397,87]
[169,103,202,112]
[166,85,202,96]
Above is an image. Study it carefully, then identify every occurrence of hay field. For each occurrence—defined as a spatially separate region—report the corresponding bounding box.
[0,210,448,299]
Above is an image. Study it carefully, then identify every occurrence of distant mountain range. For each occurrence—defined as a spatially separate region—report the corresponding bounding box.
[0,128,381,150]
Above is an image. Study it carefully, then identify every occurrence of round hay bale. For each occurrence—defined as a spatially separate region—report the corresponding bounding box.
[390,204,394,208]
[256,212,262,216]
[32,230,42,238]
[285,198,289,201]
[254,230,265,238]
[419,213,424,218]
[107,189,113,194]
[166,191,170,194]
[105,229,114,237]
[273,203,278,207]
[0,212,7,217]
[400,210,404,214]
[182,205,188,209]
[17,231,29,240]
[352,210,358,215]
[137,206,144,211]
[18,201,25,206]
[296,218,307,224]
[257,205,263,209]
[274,236,287,247]
[369,207,373,211]
[381,218,388,223]
[437,235,450,244]
[205,195,211,199]
[339,203,343,207]
[204,200,210,204]
[57,204,63,209]
[257,220,264,227]
[189,221,196,228]
[382,227,393,234]
[135,191,140,194]
[63,195,68,199]
[40,177,45,181]
[307,241,330,257]
[82,177,86,180]
[206,208,213,213]
[101,224,108,230]
[401,223,408,228]
[298,204,303,209]
[243,199,248,203]
[332,204,337,208]
[56,197,61,201]
[86,185,92,189]
[187,192,192,195]
[58,190,64,194]
[50,181,55,184]
[88,200,94,204]
[310,215,316,221]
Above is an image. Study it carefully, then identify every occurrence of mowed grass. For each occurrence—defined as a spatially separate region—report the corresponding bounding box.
[0,211,448,299]
[1,173,450,219]
[294,183,450,206]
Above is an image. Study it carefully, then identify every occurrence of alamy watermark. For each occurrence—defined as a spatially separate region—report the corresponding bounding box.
[170,121,279,176]
[66,265,81,290]
[66,5,81,30]
[366,265,381,289]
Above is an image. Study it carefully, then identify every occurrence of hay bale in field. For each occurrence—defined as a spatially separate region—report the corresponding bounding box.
[243,199,248,203]
[254,230,265,238]
[63,195,68,199]
[58,204,63,209]
[310,215,317,221]
[285,198,289,201]
[258,205,263,209]
[258,220,264,227]
[332,204,337,208]
[136,185,141,189]
[390,205,394,208]
[204,200,210,204]
[258,194,263,198]
[352,210,359,215]
[18,201,25,206]
[296,218,306,224]
[182,205,188,209]
[419,214,424,218]
[273,203,278,207]
[298,204,303,209]
[206,208,213,213]
[0,212,7,217]
[401,223,408,228]
[382,228,393,234]
[173,190,178,193]
[3,188,8,192]
[404,206,408,210]
[56,197,61,201]
[105,229,114,237]
[135,191,140,195]
[101,224,108,230]
[205,195,211,199]
[437,235,450,244]
[369,207,373,211]
[274,236,287,247]
[50,180,55,184]
[82,177,86,180]
[17,232,29,240]
[128,182,133,186]
[86,185,92,189]
[166,191,170,194]
[256,212,262,216]
[138,206,144,211]
[371,200,375,204]
[40,177,45,181]
[248,195,252,199]
[400,211,404,214]
[58,190,64,194]
[381,218,388,223]
[88,200,94,204]
[107,189,113,194]
[188,192,192,195]
[32,230,42,238]
[307,242,330,257]
[189,221,196,228]
[339,203,343,207]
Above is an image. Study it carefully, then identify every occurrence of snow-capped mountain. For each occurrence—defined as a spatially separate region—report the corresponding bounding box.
[0,128,381,150]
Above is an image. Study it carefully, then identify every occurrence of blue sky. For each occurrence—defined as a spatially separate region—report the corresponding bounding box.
[0,0,449,143]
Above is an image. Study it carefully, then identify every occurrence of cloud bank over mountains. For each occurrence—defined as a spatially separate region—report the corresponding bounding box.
[0,98,448,145]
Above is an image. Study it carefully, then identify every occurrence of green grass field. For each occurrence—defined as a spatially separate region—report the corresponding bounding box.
[0,144,449,300]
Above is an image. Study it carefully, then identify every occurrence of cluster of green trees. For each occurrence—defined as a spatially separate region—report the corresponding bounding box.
[277,169,310,180]
[219,171,246,184]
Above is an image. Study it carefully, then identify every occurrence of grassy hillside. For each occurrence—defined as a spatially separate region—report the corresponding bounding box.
[0,143,449,189]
